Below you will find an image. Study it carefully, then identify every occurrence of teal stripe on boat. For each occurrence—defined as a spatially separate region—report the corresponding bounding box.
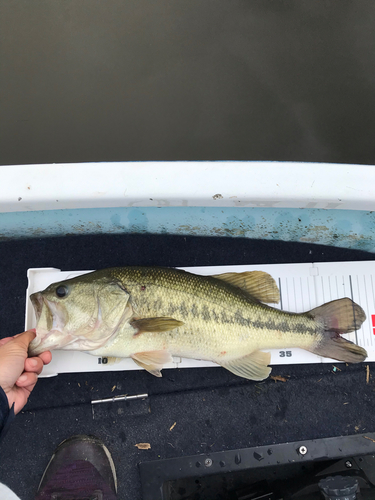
[1,207,375,251]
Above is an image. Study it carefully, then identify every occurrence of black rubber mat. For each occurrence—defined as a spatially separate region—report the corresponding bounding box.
[0,234,374,499]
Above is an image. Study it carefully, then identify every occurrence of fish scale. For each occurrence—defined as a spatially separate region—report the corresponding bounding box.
[101,281,320,359]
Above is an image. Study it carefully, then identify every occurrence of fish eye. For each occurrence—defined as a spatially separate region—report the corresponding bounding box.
[56,285,69,298]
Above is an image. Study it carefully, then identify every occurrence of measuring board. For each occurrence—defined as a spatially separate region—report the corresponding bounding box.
[25,262,375,377]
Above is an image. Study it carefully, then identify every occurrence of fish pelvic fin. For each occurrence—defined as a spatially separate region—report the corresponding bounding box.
[105,357,123,365]
[308,298,368,363]
[131,350,173,377]
[212,271,280,304]
[221,350,272,381]
[131,317,184,334]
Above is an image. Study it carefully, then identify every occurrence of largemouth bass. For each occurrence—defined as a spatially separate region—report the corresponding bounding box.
[28,267,367,380]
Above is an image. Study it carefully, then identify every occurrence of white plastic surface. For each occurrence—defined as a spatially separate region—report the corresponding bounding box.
[2,161,375,212]
[25,262,375,377]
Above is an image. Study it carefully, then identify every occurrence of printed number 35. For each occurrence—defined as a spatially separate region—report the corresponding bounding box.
[279,351,292,357]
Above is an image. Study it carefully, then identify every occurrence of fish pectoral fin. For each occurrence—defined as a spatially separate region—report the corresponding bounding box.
[131,350,174,377]
[221,350,272,381]
[212,271,280,304]
[131,317,184,334]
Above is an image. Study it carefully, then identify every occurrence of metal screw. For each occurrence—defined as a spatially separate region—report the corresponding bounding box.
[204,458,213,467]
[345,460,353,468]
[298,446,308,456]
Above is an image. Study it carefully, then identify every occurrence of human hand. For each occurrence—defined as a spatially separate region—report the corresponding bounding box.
[0,330,52,414]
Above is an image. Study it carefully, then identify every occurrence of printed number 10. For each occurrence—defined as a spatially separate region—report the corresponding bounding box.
[279,351,292,357]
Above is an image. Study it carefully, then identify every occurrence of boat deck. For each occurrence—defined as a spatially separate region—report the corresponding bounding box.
[1,234,374,499]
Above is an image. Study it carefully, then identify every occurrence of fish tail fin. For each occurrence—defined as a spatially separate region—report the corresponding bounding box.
[307,298,368,363]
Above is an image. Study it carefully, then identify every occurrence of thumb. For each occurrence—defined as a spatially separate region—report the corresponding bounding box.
[11,329,36,350]
[0,337,13,347]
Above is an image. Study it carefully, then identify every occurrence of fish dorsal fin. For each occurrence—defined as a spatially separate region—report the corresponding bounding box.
[131,350,173,377]
[212,271,280,304]
[221,350,272,380]
[131,317,184,333]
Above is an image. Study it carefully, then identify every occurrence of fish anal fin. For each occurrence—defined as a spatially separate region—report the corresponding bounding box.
[131,317,184,334]
[131,350,173,377]
[212,271,280,304]
[221,350,272,381]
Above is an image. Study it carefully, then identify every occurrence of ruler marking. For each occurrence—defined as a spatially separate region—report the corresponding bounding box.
[307,277,312,311]
[278,278,283,311]
[371,274,375,310]
[349,275,359,346]
[363,275,372,346]
[293,277,297,311]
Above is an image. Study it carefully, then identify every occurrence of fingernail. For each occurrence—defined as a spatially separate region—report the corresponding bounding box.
[18,374,27,382]
[29,359,38,367]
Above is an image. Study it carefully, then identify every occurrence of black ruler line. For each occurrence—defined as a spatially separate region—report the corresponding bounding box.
[349,275,359,345]
[278,278,283,311]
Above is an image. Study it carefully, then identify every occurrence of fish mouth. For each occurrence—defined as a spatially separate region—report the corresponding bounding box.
[29,331,76,356]
[28,292,73,356]
[28,291,133,356]
[30,292,43,323]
